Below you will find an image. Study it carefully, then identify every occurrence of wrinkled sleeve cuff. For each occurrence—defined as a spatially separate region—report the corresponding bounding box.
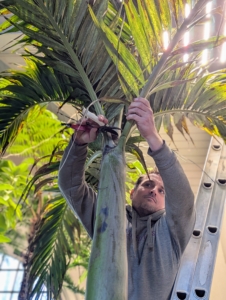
[67,135,88,158]
[147,140,177,170]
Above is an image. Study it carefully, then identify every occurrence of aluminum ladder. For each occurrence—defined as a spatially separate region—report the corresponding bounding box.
[171,137,226,300]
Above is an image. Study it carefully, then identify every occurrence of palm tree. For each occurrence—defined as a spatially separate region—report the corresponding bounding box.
[0,0,226,299]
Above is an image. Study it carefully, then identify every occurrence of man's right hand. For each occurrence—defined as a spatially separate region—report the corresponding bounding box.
[126,97,163,151]
[73,115,108,145]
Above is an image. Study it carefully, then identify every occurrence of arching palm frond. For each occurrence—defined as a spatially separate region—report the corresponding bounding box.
[0,0,132,154]
[89,0,226,141]
[146,53,226,142]
[20,190,83,300]
[0,58,76,154]
[152,66,226,142]
[0,0,124,107]
[3,106,68,158]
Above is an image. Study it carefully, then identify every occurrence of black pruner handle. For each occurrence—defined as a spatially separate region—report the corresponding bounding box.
[98,126,121,137]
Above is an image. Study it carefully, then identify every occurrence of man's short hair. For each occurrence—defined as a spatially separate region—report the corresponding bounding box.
[134,168,160,190]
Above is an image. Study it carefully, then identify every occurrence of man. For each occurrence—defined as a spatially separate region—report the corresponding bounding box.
[58,97,195,300]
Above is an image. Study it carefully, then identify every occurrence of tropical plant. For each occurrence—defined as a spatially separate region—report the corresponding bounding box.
[0,107,87,298]
[0,159,26,243]
[0,0,226,299]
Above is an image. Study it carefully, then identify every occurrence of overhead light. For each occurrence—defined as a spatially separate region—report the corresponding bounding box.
[220,42,226,63]
[206,1,212,17]
[184,31,189,47]
[183,54,189,62]
[202,49,208,65]
[204,2,212,41]
[202,1,212,65]
[163,31,169,50]
[220,24,226,63]
[204,22,211,40]
[185,3,191,18]
[183,4,191,62]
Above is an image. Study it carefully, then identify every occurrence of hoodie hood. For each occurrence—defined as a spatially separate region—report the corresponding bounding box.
[126,205,165,263]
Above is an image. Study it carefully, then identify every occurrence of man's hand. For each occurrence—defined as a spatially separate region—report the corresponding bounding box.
[126,97,163,151]
[74,115,108,145]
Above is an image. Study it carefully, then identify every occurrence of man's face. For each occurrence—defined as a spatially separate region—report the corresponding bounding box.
[130,174,165,217]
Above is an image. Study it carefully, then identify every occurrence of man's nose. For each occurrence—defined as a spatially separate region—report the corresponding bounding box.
[149,188,157,196]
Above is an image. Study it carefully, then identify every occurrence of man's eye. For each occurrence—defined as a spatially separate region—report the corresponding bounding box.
[159,189,165,194]
[145,183,155,188]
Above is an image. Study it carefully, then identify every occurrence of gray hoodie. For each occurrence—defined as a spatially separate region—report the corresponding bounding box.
[58,139,195,300]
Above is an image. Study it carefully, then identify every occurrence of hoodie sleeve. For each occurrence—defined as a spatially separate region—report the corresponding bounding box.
[58,138,97,238]
[148,141,195,254]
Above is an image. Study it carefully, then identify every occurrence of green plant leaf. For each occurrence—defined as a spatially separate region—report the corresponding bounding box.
[0,214,7,232]
[0,234,11,243]
[0,183,14,190]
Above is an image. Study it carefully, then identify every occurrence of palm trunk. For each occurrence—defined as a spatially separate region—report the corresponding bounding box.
[19,216,40,300]
[86,141,128,300]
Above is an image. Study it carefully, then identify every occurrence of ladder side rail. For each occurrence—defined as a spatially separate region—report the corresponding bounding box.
[171,139,223,300]
[189,142,226,300]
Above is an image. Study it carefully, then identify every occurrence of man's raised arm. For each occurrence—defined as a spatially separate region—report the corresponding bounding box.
[58,115,108,238]
[127,97,195,253]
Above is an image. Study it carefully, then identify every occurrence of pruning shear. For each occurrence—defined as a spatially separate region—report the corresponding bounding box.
[62,122,121,137]
[62,108,121,137]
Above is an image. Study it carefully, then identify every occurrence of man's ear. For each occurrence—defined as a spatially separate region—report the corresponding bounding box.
[130,189,134,200]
